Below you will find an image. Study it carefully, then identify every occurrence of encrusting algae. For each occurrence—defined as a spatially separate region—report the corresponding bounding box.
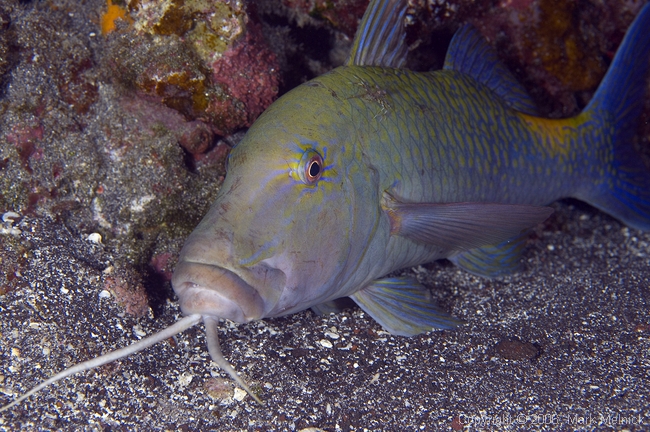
[523,0,606,92]
[101,0,132,35]
[100,0,279,135]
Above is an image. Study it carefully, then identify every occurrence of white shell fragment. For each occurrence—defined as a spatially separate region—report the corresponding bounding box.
[324,329,340,340]
[319,339,333,348]
[132,325,147,338]
[86,232,102,244]
[1,211,21,236]
[178,372,194,387]
[2,211,20,223]
[233,388,247,401]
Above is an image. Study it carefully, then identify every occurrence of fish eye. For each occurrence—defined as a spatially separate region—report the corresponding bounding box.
[298,150,324,184]
[307,157,321,179]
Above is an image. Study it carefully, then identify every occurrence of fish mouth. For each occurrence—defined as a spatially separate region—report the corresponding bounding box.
[172,261,267,323]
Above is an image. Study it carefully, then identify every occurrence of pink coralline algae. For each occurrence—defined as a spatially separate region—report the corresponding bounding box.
[102,269,150,318]
[149,252,174,282]
[7,124,44,174]
[282,0,370,37]
[209,24,279,131]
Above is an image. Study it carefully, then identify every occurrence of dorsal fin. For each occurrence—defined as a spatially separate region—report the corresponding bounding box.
[444,24,539,115]
[346,0,409,68]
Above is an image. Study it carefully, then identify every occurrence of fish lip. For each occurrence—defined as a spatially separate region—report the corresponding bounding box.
[172,261,266,323]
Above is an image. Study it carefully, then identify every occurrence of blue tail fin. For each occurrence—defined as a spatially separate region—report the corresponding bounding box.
[580,4,650,231]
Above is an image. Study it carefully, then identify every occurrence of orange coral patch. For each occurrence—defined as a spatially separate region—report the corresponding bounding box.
[101,0,132,35]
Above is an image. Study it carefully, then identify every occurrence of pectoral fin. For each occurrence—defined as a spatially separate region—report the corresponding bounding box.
[383,193,553,252]
[350,277,464,337]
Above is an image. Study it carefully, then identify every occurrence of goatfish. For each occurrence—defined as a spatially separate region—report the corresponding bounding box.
[3,0,650,410]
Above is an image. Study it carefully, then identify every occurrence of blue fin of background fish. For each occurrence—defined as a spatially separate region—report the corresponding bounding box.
[444,24,539,115]
[346,0,408,68]
[578,4,650,231]
[384,194,553,252]
[449,233,528,278]
[350,277,464,336]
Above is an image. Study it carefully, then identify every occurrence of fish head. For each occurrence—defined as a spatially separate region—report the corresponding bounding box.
[172,77,384,323]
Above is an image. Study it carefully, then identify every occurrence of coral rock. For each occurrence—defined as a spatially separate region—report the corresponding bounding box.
[104,0,279,135]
